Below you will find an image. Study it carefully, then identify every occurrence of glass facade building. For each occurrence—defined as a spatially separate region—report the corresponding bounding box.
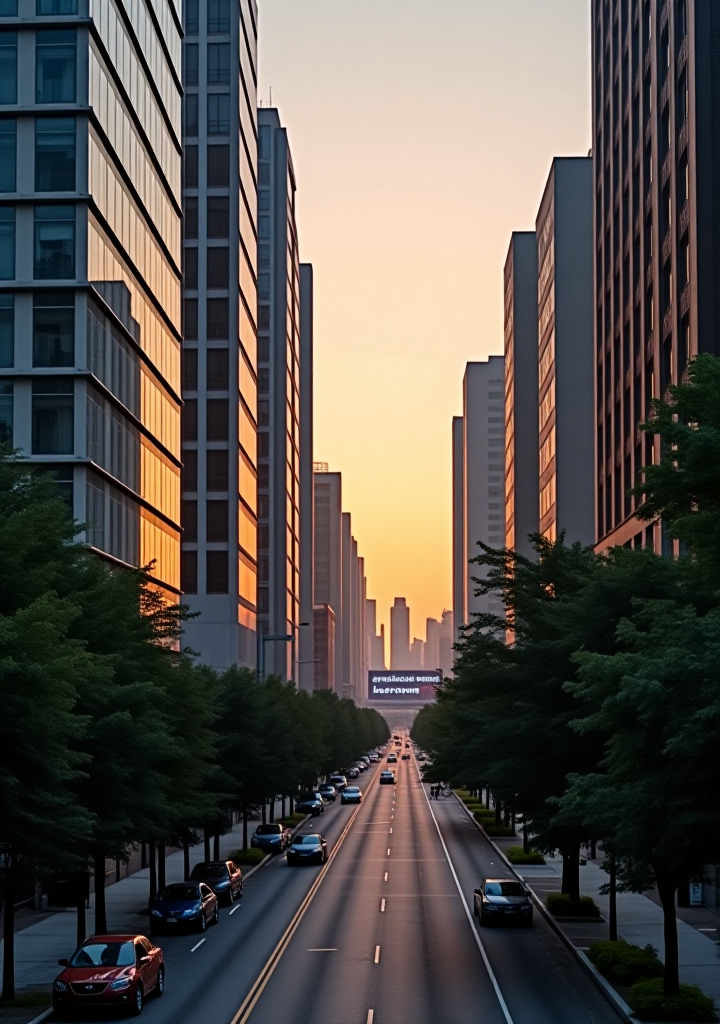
[0,0,183,599]
[180,0,259,670]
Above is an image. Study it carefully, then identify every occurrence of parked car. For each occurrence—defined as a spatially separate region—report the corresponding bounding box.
[189,860,243,905]
[329,773,348,791]
[296,792,326,816]
[251,822,292,853]
[318,783,337,802]
[387,754,397,763]
[379,770,396,785]
[368,753,380,762]
[341,785,362,805]
[287,834,328,865]
[52,934,164,1018]
[149,882,218,934]
[346,767,360,779]
[473,878,533,926]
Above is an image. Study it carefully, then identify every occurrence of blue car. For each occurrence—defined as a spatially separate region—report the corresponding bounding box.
[251,822,292,853]
[149,882,219,934]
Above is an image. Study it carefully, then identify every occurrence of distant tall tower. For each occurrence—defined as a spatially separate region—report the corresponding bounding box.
[439,609,454,678]
[424,618,440,670]
[390,597,410,669]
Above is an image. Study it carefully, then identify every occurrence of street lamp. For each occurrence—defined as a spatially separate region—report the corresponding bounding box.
[256,621,310,683]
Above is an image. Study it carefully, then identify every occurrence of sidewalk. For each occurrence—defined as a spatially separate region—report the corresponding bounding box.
[0,817,261,995]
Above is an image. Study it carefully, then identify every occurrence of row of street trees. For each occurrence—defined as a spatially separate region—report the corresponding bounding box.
[0,450,388,1000]
[412,355,720,997]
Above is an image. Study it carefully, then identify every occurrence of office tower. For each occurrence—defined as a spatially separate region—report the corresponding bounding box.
[180,0,258,669]
[536,158,594,545]
[593,0,720,553]
[504,232,539,558]
[0,2,183,599]
[409,637,424,669]
[254,107,304,681]
[313,467,342,691]
[372,624,386,671]
[439,609,454,678]
[312,603,335,691]
[452,415,465,644]
[339,512,367,702]
[298,264,314,690]
[424,617,440,670]
[457,358,505,624]
[365,598,385,671]
[390,597,410,669]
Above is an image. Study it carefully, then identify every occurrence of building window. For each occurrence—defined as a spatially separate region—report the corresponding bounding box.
[0,33,17,104]
[207,0,229,33]
[207,297,228,338]
[207,145,229,186]
[182,448,197,491]
[207,196,228,238]
[206,499,227,542]
[183,93,198,136]
[181,398,197,442]
[183,246,198,289]
[182,499,197,542]
[206,550,228,593]
[183,43,198,86]
[36,30,76,103]
[183,298,198,339]
[207,348,228,390]
[32,376,73,453]
[35,117,75,191]
[0,1,17,14]
[206,449,228,490]
[182,347,197,391]
[207,43,229,84]
[0,380,11,444]
[206,398,228,440]
[37,0,77,11]
[184,196,198,239]
[207,246,228,288]
[33,290,74,366]
[0,207,15,279]
[34,205,75,278]
[184,145,198,189]
[0,293,12,366]
[207,94,229,135]
[181,550,197,594]
[0,120,15,191]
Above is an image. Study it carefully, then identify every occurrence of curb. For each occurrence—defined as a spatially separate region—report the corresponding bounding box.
[452,792,634,1024]
[25,1012,53,1024]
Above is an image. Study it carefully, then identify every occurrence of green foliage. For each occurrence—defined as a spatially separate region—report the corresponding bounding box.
[545,893,600,918]
[629,979,717,1022]
[587,941,663,986]
[229,848,266,866]
[280,813,306,827]
[482,822,517,836]
[506,846,545,865]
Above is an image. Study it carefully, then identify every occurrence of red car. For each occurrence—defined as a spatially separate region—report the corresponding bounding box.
[52,933,164,1017]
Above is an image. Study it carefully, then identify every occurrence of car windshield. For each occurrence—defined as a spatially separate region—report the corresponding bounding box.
[70,941,135,968]
[256,824,281,835]
[296,835,320,844]
[158,884,198,901]
[485,882,526,897]
[345,787,360,794]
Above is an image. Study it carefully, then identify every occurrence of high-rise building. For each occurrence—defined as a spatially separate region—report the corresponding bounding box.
[0,2,183,601]
[313,467,342,691]
[312,603,335,691]
[180,0,258,669]
[456,358,505,625]
[504,232,539,559]
[339,512,366,702]
[439,609,454,678]
[409,637,424,669]
[365,598,384,671]
[255,108,305,681]
[390,597,410,669]
[298,264,314,691]
[451,416,465,644]
[535,158,594,546]
[372,624,386,672]
[593,0,720,553]
[424,617,440,670]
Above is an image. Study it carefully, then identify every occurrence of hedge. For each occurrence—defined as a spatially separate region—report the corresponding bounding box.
[546,893,601,918]
[279,813,306,827]
[229,848,266,866]
[587,940,663,986]
[482,821,517,836]
[629,978,717,1022]
[506,845,545,865]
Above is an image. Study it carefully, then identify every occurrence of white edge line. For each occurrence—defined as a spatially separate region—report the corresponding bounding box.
[229,902,241,916]
[421,778,515,1024]
[26,1011,53,1024]
[366,1010,375,1024]
[190,937,207,953]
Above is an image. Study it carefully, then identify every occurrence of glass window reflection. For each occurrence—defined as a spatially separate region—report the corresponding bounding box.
[0,293,13,366]
[32,376,73,453]
[0,207,15,279]
[33,291,74,366]
[36,30,76,103]
[37,0,77,11]
[34,205,75,279]
[36,118,75,191]
[0,120,16,191]
[0,33,16,104]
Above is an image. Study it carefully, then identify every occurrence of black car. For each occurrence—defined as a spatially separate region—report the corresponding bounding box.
[189,860,243,905]
[473,878,533,926]
[150,881,219,934]
[287,834,328,865]
[379,770,396,785]
[387,753,397,763]
[296,792,325,816]
[251,822,292,854]
[401,753,410,760]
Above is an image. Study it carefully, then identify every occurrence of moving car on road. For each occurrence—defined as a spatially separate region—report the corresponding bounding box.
[251,822,292,853]
[387,753,397,763]
[401,753,410,760]
[287,833,328,865]
[379,770,396,785]
[318,783,337,802]
[296,791,326,816]
[53,934,164,1017]
[329,773,348,791]
[189,860,243,905]
[150,882,218,934]
[341,785,362,804]
[473,878,533,926]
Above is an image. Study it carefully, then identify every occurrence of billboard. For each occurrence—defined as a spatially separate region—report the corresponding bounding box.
[368,670,442,703]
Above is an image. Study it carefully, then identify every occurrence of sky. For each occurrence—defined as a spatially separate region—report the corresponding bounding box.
[259,0,591,644]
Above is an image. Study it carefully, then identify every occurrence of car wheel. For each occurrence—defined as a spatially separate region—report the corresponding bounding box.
[155,965,165,998]
[131,984,144,1016]
[228,888,234,905]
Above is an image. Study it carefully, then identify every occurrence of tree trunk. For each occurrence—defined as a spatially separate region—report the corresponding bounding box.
[183,838,190,880]
[242,809,249,852]
[590,839,597,860]
[261,802,267,824]
[157,842,166,891]
[560,845,580,902]
[213,834,220,860]
[523,820,529,854]
[269,798,275,823]
[608,852,618,941]
[495,800,502,824]
[203,829,211,861]
[75,896,86,948]
[141,842,147,870]
[93,849,108,933]
[657,873,680,995]
[2,868,16,1001]
[148,841,157,904]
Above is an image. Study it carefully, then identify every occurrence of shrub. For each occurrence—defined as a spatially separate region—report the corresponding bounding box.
[506,845,545,865]
[454,788,473,801]
[280,813,306,827]
[546,893,600,918]
[229,848,266,866]
[483,822,517,836]
[629,978,717,1022]
[587,940,663,986]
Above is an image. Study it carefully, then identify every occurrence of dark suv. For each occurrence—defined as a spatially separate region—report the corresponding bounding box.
[189,860,243,905]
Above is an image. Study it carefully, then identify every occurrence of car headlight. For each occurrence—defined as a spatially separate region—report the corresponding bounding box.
[54,980,68,992]
[215,879,229,887]
[151,909,163,917]
[110,978,132,991]
[183,903,202,917]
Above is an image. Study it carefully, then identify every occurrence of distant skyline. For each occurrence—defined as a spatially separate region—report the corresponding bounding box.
[259,1,591,639]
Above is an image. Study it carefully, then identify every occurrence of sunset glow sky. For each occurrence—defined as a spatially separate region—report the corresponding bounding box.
[259,1,591,644]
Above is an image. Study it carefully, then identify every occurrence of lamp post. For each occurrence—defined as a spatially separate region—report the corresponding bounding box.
[256,621,310,683]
